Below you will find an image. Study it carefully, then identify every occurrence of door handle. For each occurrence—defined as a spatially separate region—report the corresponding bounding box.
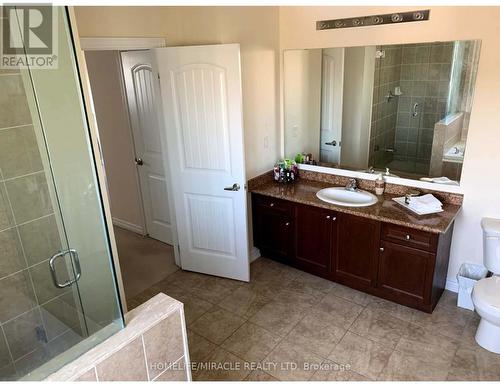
[325,140,337,146]
[135,157,144,166]
[49,249,82,289]
[224,183,240,191]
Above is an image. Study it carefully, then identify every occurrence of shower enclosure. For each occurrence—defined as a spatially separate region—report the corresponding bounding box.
[0,7,123,380]
[370,41,479,178]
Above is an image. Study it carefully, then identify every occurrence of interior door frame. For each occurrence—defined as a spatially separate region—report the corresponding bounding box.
[80,39,168,241]
[68,9,173,312]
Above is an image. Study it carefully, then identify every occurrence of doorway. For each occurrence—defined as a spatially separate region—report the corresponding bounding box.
[80,39,251,310]
[83,47,178,302]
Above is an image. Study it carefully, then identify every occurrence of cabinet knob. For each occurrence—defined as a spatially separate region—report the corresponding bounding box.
[406,234,411,240]
[332,216,337,221]
[379,247,384,252]
[270,203,274,207]
[285,222,290,227]
[326,215,331,219]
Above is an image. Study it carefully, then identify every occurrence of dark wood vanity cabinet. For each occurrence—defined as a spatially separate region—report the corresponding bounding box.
[294,204,337,277]
[252,195,294,263]
[252,193,452,313]
[335,213,381,290]
[377,240,433,306]
[376,223,451,311]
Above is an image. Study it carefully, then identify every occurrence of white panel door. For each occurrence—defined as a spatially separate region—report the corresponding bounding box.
[121,50,173,244]
[152,44,249,281]
[320,48,345,165]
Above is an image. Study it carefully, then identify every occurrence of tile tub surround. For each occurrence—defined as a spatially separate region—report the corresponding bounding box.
[45,293,190,381]
[126,258,500,381]
[429,113,465,177]
[249,177,460,234]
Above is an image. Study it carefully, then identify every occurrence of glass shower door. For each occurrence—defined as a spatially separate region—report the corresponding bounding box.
[0,6,123,380]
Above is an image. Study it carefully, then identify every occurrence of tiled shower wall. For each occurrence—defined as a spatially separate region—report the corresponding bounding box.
[369,45,402,168]
[369,42,454,175]
[0,69,82,379]
[393,42,453,174]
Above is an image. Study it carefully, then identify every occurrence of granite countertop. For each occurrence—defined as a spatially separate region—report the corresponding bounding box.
[250,179,461,234]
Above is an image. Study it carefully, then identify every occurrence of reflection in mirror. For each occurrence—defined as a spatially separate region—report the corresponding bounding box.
[283,40,481,186]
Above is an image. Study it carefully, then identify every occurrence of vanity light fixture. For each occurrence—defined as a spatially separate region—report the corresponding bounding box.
[316,9,430,30]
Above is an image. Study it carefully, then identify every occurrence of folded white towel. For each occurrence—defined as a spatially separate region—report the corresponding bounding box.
[420,177,459,186]
[408,194,443,211]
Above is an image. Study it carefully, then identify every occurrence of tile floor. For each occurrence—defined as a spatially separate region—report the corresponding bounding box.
[127,257,500,381]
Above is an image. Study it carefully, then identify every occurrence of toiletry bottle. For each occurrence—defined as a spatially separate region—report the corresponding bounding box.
[375,173,385,195]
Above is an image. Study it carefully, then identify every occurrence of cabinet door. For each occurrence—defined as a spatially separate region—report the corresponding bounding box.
[335,213,380,289]
[253,197,293,262]
[294,204,336,276]
[377,241,433,305]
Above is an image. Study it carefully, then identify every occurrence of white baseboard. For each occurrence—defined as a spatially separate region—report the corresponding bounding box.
[250,246,261,263]
[445,277,459,293]
[112,217,145,235]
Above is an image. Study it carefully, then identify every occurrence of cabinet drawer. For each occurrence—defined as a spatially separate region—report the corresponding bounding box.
[254,195,292,214]
[381,223,437,252]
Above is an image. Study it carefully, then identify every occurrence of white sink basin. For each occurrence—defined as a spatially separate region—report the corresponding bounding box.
[316,187,378,207]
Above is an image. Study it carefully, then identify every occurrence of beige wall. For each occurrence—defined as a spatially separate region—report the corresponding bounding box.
[341,46,375,169]
[75,6,281,180]
[85,50,144,231]
[279,6,500,284]
[283,49,321,159]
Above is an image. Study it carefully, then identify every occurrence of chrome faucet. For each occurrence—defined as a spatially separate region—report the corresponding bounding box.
[345,178,358,192]
[367,166,375,174]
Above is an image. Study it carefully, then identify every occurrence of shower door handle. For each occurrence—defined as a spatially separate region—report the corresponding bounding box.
[49,249,82,289]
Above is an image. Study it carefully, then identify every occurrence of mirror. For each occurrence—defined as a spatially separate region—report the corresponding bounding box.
[283,40,481,185]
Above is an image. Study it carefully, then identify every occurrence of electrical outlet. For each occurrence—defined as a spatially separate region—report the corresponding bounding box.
[263,136,269,149]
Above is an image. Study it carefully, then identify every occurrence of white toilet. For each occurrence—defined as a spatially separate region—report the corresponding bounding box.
[472,217,500,354]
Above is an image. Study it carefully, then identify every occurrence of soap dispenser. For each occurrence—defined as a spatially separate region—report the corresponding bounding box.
[375,173,385,195]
